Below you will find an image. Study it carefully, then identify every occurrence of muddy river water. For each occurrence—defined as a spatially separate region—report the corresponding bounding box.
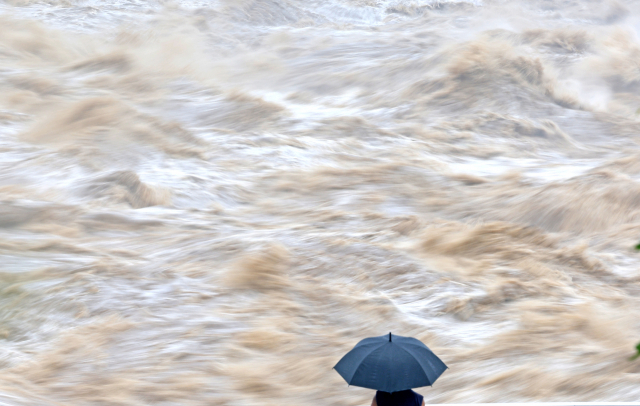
[2,0,640,404]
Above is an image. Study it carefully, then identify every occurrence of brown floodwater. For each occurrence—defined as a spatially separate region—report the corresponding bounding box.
[2,0,640,404]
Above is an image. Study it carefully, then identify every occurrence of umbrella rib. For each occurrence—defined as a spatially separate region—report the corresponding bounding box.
[346,342,388,383]
[394,344,440,385]
[401,342,447,364]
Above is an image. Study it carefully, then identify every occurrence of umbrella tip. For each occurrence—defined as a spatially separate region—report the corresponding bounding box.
[389,332,392,342]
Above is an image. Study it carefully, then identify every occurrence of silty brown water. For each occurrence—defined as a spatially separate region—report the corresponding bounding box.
[1,0,640,404]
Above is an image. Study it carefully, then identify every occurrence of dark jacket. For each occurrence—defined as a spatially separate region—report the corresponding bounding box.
[376,390,423,406]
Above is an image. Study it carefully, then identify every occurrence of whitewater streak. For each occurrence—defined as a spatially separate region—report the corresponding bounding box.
[1,0,640,404]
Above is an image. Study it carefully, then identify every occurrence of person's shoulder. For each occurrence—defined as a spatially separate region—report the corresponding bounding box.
[411,390,424,404]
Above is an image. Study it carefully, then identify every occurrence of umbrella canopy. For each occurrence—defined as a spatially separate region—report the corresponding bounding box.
[333,332,447,393]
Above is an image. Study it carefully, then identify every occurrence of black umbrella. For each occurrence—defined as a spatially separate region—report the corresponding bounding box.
[333,332,447,393]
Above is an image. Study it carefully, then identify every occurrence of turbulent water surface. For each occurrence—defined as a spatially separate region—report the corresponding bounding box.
[2,0,640,404]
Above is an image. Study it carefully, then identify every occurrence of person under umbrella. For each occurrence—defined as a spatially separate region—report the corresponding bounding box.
[334,332,447,406]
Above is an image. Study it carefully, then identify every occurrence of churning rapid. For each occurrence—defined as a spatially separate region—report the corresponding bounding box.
[3,0,640,404]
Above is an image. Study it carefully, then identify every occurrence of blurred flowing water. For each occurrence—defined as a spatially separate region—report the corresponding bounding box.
[2,0,640,404]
